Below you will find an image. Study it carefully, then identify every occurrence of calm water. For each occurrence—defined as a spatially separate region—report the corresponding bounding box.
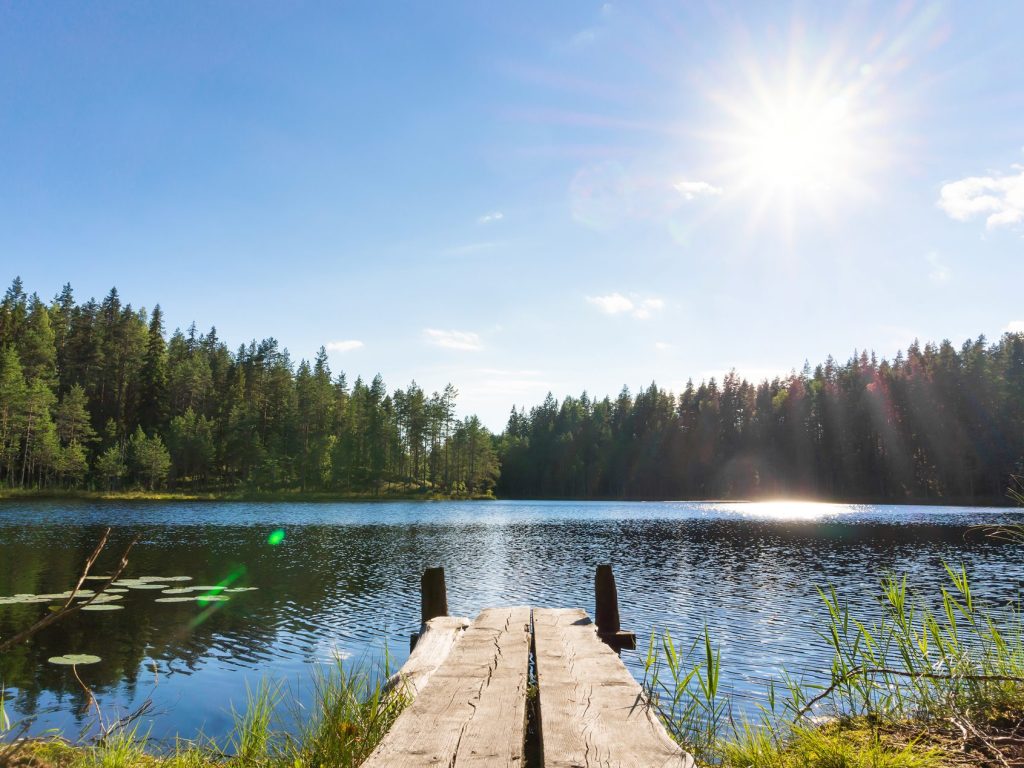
[1,500,1023,742]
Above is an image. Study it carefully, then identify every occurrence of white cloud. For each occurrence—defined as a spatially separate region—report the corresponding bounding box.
[1005,321,1024,334]
[325,340,363,353]
[633,297,664,319]
[586,292,664,319]
[926,251,950,283]
[477,211,504,225]
[674,180,723,201]
[654,341,672,351]
[937,165,1024,229]
[587,292,634,315]
[424,329,483,351]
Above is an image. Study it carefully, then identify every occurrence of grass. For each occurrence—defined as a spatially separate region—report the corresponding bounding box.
[0,486,495,503]
[1,658,408,768]
[644,562,1024,767]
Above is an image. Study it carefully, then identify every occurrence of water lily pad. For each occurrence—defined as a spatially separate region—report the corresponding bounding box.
[189,586,227,592]
[105,588,129,593]
[161,588,195,595]
[224,587,259,592]
[196,595,230,603]
[112,579,146,586]
[155,597,197,603]
[0,595,45,605]
[48,654,101,665]
[140,576,192,582]
[124,583,170,590]
[81,604,124,611]
[83,575,113,581]
[86,594,123,602]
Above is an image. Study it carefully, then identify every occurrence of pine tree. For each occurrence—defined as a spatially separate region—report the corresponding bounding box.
[55,384,97,447]
[139,305,169,431]
[0,346,27,484]
[17,295,57,388]
[94,444,127,490]
[128,426,171,490]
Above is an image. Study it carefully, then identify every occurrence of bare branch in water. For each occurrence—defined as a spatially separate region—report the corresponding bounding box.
[0,528,139,654]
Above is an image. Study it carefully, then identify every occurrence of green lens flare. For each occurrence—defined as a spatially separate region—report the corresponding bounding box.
[268,529,286,546]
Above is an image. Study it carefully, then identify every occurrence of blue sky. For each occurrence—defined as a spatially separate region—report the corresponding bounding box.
[1,1,1022,429]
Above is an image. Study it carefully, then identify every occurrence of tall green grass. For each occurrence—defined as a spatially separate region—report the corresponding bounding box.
[7,657,407,768]
[644,564,1024,767]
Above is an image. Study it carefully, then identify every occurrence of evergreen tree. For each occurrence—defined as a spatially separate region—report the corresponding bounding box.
[128,426,171,490]
[139,305,169,432]
[94,444,126,490]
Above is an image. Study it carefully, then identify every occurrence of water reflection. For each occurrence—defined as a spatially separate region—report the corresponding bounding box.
[0,500,1021,741]
[715,500,858,520]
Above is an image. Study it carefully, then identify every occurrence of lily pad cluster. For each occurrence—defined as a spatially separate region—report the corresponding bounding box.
[0,589,97,606]
[2,574,260,666]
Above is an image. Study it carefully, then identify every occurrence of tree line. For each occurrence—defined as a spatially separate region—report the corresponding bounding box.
[0,278,498,495]
[3,276,1022,503]
[497,335,1024,503]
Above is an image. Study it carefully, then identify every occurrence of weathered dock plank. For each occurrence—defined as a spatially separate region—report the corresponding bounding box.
[386,615,471,700]
[363,606,531,767]
[534,607,694,768]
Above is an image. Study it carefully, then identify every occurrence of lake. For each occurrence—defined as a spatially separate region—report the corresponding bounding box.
[1,500,1022,744]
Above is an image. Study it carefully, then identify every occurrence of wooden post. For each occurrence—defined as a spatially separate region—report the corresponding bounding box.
[421,566,448,624]
[412,567,448,651]
[595,564,636,650]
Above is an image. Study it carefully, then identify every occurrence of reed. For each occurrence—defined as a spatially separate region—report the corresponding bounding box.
[5,658,404,768]
[645,563,1024,767]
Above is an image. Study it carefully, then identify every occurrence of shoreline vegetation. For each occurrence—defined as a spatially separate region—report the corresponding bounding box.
[0,486,1017,506]
[0,486,497,502]
[5,558,1023,767]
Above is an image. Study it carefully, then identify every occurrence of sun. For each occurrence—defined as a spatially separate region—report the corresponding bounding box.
[706,51,887,237]
[739,91,855,197]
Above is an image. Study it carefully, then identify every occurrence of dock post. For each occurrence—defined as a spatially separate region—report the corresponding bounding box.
[412,566,448,651]
[595,564,636,651]
[421,566,448,623]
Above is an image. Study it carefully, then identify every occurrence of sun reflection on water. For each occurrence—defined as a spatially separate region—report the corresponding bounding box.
[719,500,856,520]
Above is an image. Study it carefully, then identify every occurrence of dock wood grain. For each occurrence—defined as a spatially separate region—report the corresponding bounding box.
[533,607,695,768]
[386,615,471,700]
[363,606,531,767]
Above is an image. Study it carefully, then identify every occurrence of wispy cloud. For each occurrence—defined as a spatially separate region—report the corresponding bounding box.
[586,292,664,319]
[1005,321,1024,334]
[567,2,613,48]
[633,297,663,319]
[926,251,950,283]
[938,164,1024,229]
[424,328,483,351]
[674,180,723,200]
[654,341,672,351]
[326,340,363,353]
[443,241,503,256]
[477,211,504,225]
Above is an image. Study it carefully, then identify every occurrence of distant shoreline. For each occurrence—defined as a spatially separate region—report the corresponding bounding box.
[0,488,1016,507]
[0,488,496,503]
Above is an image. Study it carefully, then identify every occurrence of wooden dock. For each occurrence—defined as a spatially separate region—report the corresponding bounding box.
[363,566,694,768]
